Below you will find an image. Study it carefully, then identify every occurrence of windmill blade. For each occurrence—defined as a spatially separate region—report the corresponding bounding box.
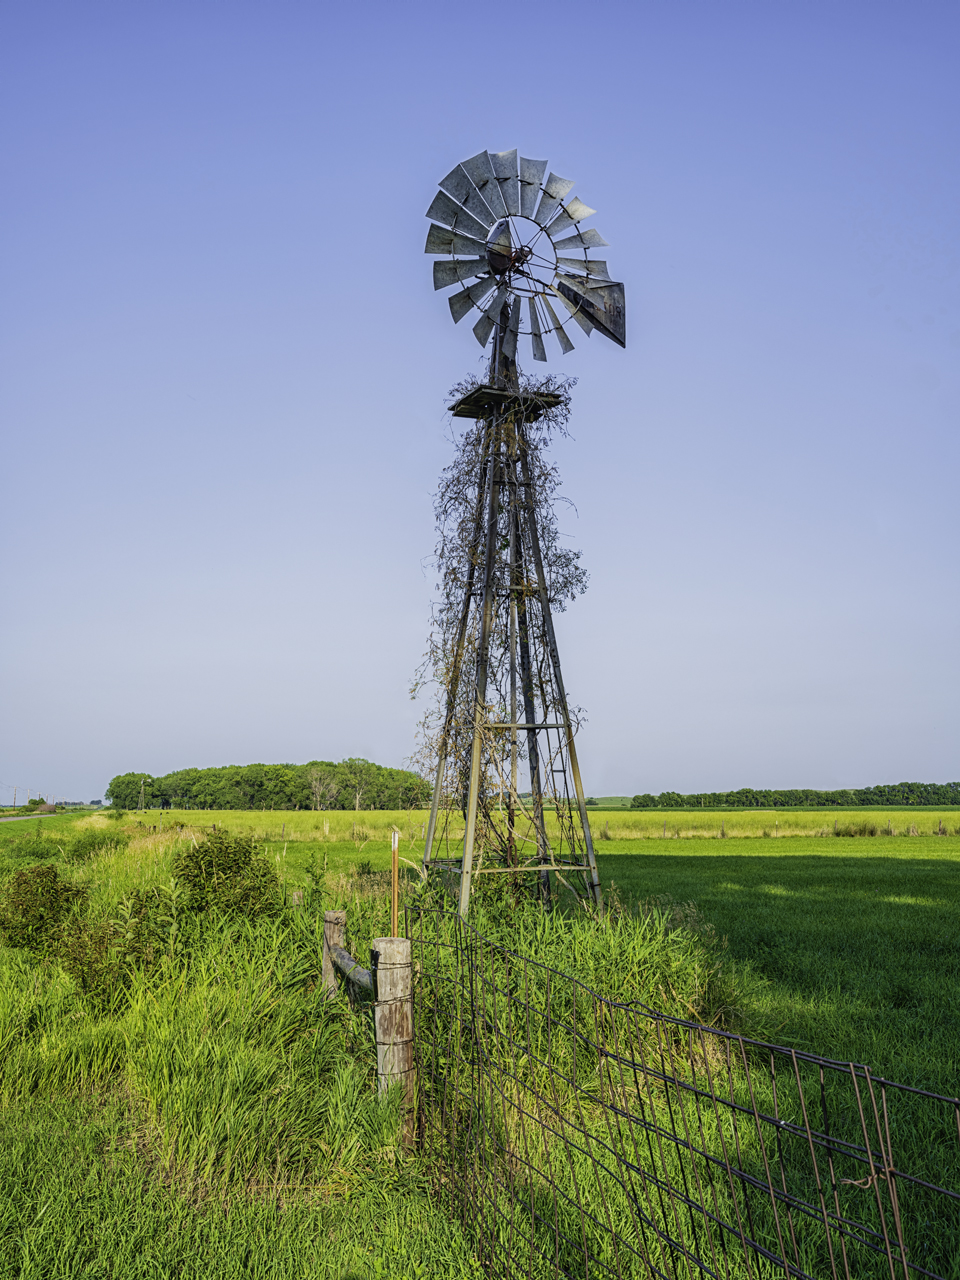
[551,283,595,335]
[557,257,612,280]
[551,227,609,252]
[534,173,576,227]
[424,223,488,256]
[491,149,520,216]
[425,190,491,243]
[449,277,497,324]
[540,293,575,355]
[545,198,596,242]
[461,150,507,219]
[528,296,547,362]
[433,258,491,290]
[519,156,548,218]
[438,163,497,229]
[473,309,497,348]
[554,277,626,348]
[439,163,488,214]
[501,294,521,362]
[472,282,509,345]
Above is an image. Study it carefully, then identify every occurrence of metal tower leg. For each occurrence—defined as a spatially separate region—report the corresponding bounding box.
[518,429,603,912]
[423,423,496,872]
[458,415,503,918]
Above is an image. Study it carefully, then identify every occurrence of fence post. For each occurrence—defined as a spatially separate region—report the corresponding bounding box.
[371,936,415,1145]
[322,909,346,997]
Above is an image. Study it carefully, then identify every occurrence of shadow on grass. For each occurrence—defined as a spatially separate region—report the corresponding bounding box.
[598,852,960,1091]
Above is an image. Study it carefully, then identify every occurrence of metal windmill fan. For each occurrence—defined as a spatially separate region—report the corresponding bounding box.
[425,149,625,365]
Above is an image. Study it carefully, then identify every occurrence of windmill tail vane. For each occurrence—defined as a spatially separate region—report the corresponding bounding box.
[421,149,627,918]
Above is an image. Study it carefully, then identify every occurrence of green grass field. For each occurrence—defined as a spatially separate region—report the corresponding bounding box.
[599,837,960,1092]
[1,810,957,1276]
[21,808,958,1080]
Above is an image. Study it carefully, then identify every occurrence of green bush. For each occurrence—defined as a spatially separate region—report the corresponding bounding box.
[172,829,281,918]
[0,865,87,954]
[66,829,130,863]
[0,834,62,865]
[57,882,192,1013]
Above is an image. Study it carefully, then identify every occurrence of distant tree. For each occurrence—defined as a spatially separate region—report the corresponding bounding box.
[307,766,339,810]
[339,758,374,811]
[105,758,430,811]
[105,773,162,809]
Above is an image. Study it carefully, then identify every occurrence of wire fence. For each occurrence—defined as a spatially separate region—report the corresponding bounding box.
[407,906,960,1280]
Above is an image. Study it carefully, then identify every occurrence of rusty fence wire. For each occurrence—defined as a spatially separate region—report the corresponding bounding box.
[406,906,960,1280]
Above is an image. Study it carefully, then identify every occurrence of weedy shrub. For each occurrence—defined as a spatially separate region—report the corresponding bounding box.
[835,820,880,837]
[66,829,131,863]
[56,883,190,1013]
[172,829,281,918]
[0,833,62,865]
[0,865,87,954]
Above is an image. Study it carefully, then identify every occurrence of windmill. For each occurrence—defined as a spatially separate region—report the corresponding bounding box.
[420,150,627,919]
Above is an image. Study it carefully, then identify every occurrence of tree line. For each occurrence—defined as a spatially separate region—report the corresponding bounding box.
[105,759,430,811]
[630,782,960,809]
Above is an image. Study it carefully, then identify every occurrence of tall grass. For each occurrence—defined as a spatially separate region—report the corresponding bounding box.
[0,1094,482,1280]
[0,826,487,1277]
[149,806,960,843]
[412,905,960,1279]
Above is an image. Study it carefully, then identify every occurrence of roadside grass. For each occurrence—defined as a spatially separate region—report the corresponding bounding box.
[0,1094,481,1280]
[0,819,736,1279]
[0,842,485,1278]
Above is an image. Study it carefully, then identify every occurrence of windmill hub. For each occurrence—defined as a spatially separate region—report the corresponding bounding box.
[485,216,554,290]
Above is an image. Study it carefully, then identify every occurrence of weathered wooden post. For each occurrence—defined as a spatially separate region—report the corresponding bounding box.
[371,936,415,1145]
[390,829,400,937]
[322,909,346,997]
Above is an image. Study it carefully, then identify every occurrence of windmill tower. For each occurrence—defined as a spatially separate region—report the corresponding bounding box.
[421,150,627,918]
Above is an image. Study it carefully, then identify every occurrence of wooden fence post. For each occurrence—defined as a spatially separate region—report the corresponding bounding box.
[323,910,346,998]
[371,936,415,1145]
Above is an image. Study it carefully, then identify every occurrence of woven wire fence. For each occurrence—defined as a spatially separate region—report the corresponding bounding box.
[407,906,960,1280]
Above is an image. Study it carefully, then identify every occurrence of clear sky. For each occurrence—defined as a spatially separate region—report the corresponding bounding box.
[2,1,958,803]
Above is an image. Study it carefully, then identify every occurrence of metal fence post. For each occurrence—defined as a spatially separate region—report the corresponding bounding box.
[371,936,415,1145]
[322,909,346,998]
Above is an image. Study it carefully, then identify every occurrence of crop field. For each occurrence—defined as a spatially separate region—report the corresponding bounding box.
[1,809,958,1276]
[111,803,960,843]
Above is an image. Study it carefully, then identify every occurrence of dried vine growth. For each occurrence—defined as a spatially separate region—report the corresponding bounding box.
[415,357,601,917]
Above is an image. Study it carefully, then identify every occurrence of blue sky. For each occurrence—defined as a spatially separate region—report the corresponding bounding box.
[2,1,958,803]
